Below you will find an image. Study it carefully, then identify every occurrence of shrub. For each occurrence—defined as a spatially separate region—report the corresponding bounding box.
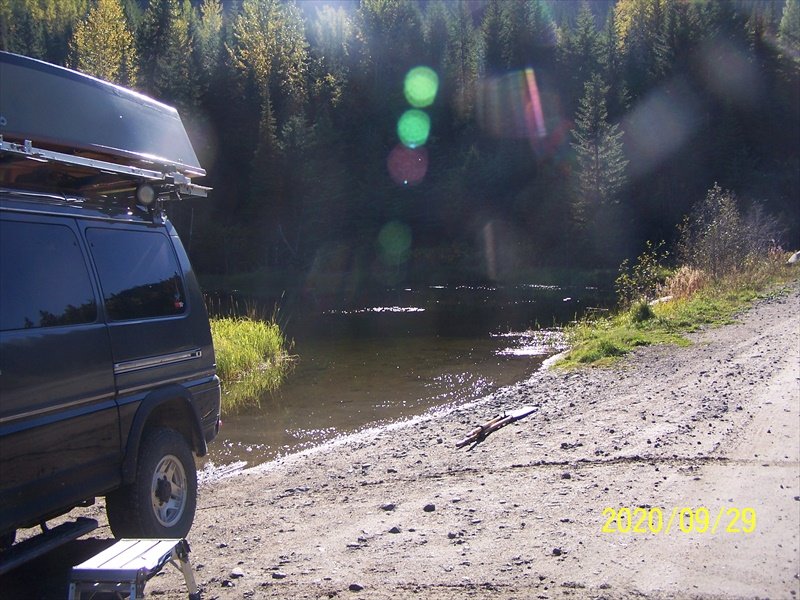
[675,184,787,280]
[742,203,785,257]
[615,240,670,308]
[676,183,745,278]
[630,300,655,323]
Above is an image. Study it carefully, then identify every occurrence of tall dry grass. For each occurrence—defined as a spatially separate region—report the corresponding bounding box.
[663,266,708,300]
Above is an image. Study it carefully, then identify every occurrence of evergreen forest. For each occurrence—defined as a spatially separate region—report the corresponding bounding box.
[2,0,799,293]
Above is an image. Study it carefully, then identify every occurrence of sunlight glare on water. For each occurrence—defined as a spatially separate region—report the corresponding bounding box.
[325,306,425,315]
[493,329,568,357]
[204,283,611,468]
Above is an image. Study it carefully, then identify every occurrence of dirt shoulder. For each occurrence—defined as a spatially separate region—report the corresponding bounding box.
[14,285,800,599]
[152,283,799,600]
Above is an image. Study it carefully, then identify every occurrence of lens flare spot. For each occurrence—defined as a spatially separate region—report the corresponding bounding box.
[387,145,429,186]
[397,109,431,148]
[404,66,439,108]
[378,221,412,266]
[524,68,546,140]
[622,80,701,179]
[476,69,567,157]
[697,40,761,108]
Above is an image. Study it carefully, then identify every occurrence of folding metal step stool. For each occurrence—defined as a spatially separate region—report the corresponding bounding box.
[67,538,200,600]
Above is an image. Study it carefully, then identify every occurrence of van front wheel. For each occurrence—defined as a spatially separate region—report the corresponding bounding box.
[106,427,197,538]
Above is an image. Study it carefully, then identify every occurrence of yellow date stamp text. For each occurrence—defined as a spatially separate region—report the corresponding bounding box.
[601,506,757,534]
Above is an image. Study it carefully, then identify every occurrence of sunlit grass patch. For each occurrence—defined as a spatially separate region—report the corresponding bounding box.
[649,291,739,331]
[210,317,295,413]
[560,311,688,368]
[557,258,798,368]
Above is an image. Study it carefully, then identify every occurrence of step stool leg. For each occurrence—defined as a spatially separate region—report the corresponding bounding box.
[172,539,200,600]
[134,567,148,600]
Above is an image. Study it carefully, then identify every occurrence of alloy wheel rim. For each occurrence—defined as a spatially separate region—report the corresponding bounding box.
[150,454,187,527]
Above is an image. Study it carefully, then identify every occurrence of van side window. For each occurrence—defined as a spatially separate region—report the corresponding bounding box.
[0,220,97,331]
[87,228,186,321]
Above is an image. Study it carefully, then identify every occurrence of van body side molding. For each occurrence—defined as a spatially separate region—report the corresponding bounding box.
[114,349,202,375]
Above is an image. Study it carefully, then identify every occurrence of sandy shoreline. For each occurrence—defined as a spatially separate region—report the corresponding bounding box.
[4,284,799,599]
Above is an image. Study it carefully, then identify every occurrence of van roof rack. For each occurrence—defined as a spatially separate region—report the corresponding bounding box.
[0,136,209,199]
[0,51,209,201]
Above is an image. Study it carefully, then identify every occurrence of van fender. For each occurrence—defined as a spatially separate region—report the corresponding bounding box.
[120,385,207,485]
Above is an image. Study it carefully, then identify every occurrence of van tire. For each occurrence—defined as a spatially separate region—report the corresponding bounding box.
[106,427,197,538]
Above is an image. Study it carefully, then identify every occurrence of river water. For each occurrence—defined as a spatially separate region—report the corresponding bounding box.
[203,283,608,469]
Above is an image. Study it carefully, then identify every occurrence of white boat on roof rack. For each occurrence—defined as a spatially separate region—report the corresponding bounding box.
[0,51,209,201]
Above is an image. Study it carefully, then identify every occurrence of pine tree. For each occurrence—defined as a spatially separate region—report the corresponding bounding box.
[228,0,310,258]
[499,0,557,71]
[570,74,628,225]
[137,0,194,107]
[152,0,196,113]
[121,0,143,32]
[444,0,482,124]
[779,0,800,76]
[356,0,424,101]
[308,3,353,113]
[559,1,602,110]
[229,0,308,120]
[276,114,319,261]
[481,0,505,74]
[193,0,223,96]
[0,0,15,52]
[614,0,669,99]
[747,7,779,80]
[37,0,90,64]
[529,0,558,65]
[601,8,630,119]
[250,94,280,216]
[3,0,47,59]
[422,0,448,72]
[662,0,694,71]
[68,0,137,85]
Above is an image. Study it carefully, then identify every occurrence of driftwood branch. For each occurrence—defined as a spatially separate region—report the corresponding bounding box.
[455,406,537,449]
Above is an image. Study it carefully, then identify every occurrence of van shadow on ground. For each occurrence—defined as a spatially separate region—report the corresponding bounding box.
[0,537,115,599]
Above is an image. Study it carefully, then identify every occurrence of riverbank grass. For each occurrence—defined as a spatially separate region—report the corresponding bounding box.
[558,258,798,368]
[210,317,294,413]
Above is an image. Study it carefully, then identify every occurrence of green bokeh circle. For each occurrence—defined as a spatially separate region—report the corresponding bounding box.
[397,109,431,149]
[404,66,439,108]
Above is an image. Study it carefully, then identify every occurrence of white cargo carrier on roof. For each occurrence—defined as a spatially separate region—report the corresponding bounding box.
[0,51,209,200]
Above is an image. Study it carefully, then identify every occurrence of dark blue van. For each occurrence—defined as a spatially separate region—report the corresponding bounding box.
[0,52,221,557]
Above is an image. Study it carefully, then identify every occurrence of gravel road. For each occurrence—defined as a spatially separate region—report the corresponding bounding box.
[5,284,799,599]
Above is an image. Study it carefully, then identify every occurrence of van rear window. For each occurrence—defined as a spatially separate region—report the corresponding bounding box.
[0,220,97,331]
[87,228,186,321]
